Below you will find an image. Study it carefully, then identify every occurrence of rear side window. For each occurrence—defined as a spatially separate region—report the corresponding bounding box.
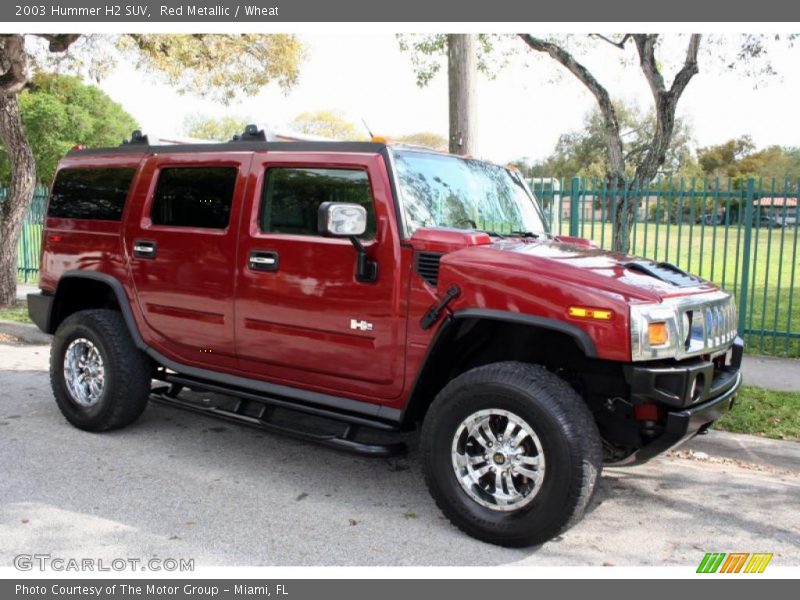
[260,167,376,238]
[48,168,136,220]
[151,167,238,229]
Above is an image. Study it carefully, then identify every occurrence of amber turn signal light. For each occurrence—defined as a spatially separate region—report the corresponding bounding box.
[567,306,614,321]
[647,322,669,346]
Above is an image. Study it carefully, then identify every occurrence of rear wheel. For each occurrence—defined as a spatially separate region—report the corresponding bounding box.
[51,309,151,432]
[421,361,602,547]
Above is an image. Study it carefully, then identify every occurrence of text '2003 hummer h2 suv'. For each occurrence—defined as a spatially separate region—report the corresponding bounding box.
[28,126,743,547]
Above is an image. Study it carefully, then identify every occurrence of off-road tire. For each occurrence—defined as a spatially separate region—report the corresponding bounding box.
[421,361,602,547]
[51,309,151,432]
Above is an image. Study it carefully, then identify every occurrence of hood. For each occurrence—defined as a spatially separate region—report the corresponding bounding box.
[410,228,718,303]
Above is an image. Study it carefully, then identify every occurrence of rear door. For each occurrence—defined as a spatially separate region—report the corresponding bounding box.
[125,152,251,368]
[234,151,406,401]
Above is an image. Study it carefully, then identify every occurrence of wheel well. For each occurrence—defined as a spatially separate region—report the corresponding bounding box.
[51,278,122,332]
[404,317,626,426]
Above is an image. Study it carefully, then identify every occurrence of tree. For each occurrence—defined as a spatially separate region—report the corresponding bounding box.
[516,33,798,251]
[447,34,478,155]
[394,132,448,151]
[698,136,800,188]
[0,72,138,185]
[0,33,304,306]
[182,115,249,142]
[289,110,365,140]
[398,34,515,156]
[526,103,698,181]
[517,34,703,251]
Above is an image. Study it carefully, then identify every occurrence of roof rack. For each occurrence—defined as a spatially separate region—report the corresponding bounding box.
[230,124,267,143]
[122,130,149,146]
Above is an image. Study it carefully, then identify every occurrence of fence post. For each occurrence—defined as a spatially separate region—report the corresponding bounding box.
[570,177,581,237]
[738,178,755,335]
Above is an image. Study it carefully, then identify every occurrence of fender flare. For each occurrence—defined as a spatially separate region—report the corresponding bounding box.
[399,308,598,426]
[56,270,147,348]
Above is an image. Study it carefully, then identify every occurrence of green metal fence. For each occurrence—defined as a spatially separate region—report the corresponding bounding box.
[531,176,800,357]
[0,186,48,283]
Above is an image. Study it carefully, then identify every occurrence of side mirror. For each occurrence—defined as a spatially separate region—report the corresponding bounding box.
[318,202,367,237]
[317,202,378,283]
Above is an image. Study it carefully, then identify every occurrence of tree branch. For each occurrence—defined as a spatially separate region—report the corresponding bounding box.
[0,35,29,95]
[591,34,631,50]
[632,34,702,183]
[518,34,626,179]
[33,34,81,53]
[670,34,701,98]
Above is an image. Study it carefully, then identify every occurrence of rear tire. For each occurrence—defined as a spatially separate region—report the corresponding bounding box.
[50,309,151,432]
[421,361,602,547]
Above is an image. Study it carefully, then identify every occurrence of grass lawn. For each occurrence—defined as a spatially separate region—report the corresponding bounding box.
[0,300,30,323]
[714,385,800,441]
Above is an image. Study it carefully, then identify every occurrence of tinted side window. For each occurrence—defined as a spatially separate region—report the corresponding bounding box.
[48,168,136,220]
[151,167,237,229]
[261,168,376,238]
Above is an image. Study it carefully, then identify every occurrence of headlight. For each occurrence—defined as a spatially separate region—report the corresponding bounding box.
[630,303,681,361]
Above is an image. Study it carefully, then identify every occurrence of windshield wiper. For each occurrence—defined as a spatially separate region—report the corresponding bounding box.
[510,230,542,239]
[478,230,507,239]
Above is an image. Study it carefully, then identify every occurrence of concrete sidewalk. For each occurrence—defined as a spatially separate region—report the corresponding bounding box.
[741,355,800,392]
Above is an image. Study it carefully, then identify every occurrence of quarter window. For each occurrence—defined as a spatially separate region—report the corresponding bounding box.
[260,167,376,238]
[47,167,136,221]
[151,167,238,229]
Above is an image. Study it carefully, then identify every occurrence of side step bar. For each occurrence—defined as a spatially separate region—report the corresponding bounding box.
[149,376,407,458]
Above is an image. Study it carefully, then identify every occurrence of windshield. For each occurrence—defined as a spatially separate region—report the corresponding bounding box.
[392,149,548,236]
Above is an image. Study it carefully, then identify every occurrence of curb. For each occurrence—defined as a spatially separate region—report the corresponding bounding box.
[683,429,800,473]
[0,320,52,345]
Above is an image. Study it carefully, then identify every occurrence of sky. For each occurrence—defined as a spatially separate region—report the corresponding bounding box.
[91,33,800,164]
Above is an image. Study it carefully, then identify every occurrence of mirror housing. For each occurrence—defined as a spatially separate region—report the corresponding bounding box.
[317,202,377,283]
[318,202,367,237]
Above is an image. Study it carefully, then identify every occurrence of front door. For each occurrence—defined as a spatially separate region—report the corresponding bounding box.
[126,153,251,368]
[235,152,406,401]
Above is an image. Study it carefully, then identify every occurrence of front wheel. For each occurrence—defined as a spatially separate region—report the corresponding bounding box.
[421,362,602,547]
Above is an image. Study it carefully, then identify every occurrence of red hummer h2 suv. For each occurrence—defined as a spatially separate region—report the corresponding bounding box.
[28,126,743,547]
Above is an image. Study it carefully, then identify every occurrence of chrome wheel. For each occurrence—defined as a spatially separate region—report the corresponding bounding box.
[451,408,546,511]
[63,338,106,407]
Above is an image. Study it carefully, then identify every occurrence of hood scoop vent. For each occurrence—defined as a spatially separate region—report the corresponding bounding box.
[415,252,443,286]
[624,260,702,288]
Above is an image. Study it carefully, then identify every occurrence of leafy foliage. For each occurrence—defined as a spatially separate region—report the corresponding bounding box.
[182,115,250,142]
[396,34,516,86]
[0,72,137,184]
[520,104,698,181]
[32,34,306,104]
[698,136,800,185]
[393,132,448,151]
[289,110,366,140]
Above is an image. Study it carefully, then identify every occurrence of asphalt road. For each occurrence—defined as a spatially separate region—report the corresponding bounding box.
[1,342,799,567]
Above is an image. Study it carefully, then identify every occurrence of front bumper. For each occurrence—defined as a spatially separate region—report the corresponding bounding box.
[619,336,744,465]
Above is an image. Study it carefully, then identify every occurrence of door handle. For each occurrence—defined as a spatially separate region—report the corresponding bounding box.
[249,250,279,272]
[133,239,157,259]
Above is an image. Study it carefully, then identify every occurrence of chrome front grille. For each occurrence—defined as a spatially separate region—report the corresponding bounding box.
[680,293,738,359]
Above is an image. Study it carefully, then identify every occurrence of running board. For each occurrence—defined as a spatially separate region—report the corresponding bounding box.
[149,380,407,458]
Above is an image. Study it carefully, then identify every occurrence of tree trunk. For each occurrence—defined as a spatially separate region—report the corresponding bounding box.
[447,34,478,156]
[0,93,36,306]
[610,179,635,254]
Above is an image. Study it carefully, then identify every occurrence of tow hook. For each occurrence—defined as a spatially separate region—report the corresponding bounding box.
[420,285,461,330]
